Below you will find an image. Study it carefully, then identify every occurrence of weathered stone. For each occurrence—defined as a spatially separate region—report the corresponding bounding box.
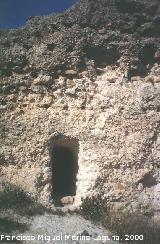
[0,0,160,227]
[66,79,76,88]
[131,76,141,82]
[65,70,77,77]
[154,49,160,63]
[65,87,76,95]
[60,196,75,205]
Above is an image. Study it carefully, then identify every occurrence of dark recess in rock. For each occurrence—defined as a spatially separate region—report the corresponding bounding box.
[85,45,121,67]
[138,43,157,65]
[47,43,56,52]
[138,173,158,188]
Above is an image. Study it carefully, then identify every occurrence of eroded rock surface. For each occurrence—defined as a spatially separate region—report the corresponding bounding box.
[0,0,160,231]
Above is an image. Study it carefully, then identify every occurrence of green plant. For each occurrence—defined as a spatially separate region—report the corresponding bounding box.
[80,194,160,244]
[80,195,107,221]
[0,183,45,216]
[0,217,28,234]
[0,183,31,210]
[103,210,160,244]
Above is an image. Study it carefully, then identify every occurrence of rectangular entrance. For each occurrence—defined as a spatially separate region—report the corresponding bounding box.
[51,136,79,205]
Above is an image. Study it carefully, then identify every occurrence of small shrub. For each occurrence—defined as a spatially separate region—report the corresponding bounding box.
[47,43,56,51]
[0,217,28,234]
[103,210,160,244]
[0,183,31,210]
[80,194,160,244]
[0,183,45,216]
[80,195,107,221]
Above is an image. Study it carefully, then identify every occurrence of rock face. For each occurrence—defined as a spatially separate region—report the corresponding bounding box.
[0,0,160,226]
[0,0,160,78]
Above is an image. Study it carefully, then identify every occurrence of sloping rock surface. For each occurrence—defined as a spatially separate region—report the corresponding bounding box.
[0,0,160,237]
[22,213,118,244]
[0,0,160,80]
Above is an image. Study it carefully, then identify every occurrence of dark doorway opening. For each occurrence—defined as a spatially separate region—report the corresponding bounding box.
[51,137,79,206]
[53,146,77,196]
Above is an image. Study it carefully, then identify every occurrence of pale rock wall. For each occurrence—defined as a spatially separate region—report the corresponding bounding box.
[1,65,160,218]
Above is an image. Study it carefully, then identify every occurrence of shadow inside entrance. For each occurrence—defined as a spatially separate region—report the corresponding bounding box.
[52,146,78,206]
